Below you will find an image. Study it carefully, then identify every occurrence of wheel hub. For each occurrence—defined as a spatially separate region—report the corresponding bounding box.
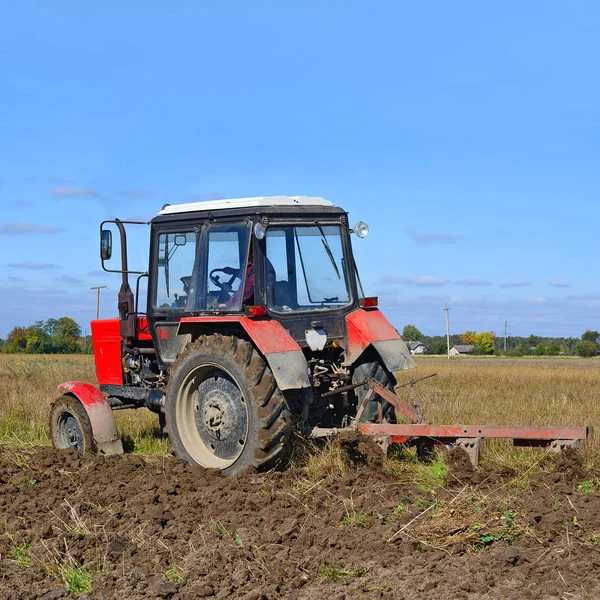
[194,372,248,461]
[60,414,84,452]
[205,404,224,430]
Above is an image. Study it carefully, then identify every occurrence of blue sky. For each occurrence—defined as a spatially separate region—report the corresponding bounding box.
[0,1,599,338]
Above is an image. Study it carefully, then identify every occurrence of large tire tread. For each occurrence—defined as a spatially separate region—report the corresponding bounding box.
[353,356,397,423]
[163,334,292,475]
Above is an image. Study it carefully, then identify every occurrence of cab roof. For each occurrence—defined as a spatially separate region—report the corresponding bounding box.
[158,196,333,216]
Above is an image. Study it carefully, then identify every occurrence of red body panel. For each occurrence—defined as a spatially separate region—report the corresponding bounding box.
[345,308,400,364]
[179,316,301,354]
[137,317,152,341]
[59,381,106,406]
[91,319,123,385]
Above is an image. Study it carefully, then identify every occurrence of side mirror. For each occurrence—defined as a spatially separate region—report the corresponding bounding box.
[174,234,187,246]
[100,229,113,260]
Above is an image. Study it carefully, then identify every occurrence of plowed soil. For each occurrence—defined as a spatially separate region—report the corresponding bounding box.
[1,445,600,599]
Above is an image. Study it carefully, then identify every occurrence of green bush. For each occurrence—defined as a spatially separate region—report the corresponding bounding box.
[577,340,598,358]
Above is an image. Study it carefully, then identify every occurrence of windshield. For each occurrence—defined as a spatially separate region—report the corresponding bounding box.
[265,224,352,312]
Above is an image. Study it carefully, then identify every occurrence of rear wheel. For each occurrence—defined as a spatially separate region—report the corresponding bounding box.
[352,357,397,423]
[50,395,96,453]
[163,334,292,475]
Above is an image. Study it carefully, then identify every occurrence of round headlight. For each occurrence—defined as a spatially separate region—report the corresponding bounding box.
[254,222,266,240]
[353,221,369,238]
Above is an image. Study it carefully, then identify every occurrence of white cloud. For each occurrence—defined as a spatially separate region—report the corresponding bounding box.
[8,261,61,270]
[405,229,461,244]
[55,275,84,284]
[455,279,493,286]
[0,222,65,235]
[50,186,101,199]
[549,280,569,288]
[117,189,154,199]
[501,280,531,288]
[375,275,450,286]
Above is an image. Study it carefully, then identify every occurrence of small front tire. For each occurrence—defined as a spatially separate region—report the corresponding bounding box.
[50,395,96,454]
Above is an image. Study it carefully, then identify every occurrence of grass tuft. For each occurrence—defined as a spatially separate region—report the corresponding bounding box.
[164,564,183,584]
[63,565,95,595]
[320,566,365,583]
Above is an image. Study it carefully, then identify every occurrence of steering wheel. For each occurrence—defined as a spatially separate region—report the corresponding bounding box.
[209,267,241,289]
[209,267,241,304]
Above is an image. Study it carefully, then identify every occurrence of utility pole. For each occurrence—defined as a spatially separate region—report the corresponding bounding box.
[90,286,107,320]
[504,320,508,353]
[444,303,451,359]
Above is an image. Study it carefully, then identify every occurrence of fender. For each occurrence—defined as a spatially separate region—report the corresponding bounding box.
[178,316,311,390]
[345,308,416,371]
[57,382,123,455]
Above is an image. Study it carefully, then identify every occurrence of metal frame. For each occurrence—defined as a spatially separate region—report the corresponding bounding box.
[353,378,592,467]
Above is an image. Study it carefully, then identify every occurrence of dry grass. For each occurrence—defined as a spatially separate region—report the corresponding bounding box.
[1,354,599,460]
[406,356,600,428]
[0,354,165,453]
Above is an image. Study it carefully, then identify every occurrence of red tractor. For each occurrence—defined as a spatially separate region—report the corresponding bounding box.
[50,196,417,474]
[50,196,590,473]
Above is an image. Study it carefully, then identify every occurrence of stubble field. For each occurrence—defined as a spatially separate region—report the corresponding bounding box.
[1,354,600,599]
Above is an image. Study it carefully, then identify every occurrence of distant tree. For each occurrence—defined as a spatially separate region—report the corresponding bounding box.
[42,318,59,337]
[429,338,447,355]
[577,340,598,358]
[3,327,27,353]
[3,317,84,354]
[460,331,477,345]
[526,334,541,348]
[25,323,51,353]
[78,335,94,354]
[545,344,560,356]
[475,331,496,355]
[582,330,600,345]
[533,344,547,356]
[564,337,578,355]
[53,317,82,353]
[402,324,424,342]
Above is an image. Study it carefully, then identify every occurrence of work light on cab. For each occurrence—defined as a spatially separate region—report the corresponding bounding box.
[353,221,369,238]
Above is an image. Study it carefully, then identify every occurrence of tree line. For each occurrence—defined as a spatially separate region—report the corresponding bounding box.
[2,317,600,357]
[0,318,92,354]
[401,324,600,357]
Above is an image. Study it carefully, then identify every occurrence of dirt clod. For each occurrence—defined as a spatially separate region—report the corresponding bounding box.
[446,446,475,483]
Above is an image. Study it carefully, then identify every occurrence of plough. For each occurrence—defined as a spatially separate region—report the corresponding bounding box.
[348,376,592,467]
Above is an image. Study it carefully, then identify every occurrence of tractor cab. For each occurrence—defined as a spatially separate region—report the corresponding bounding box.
[145,196,369,367]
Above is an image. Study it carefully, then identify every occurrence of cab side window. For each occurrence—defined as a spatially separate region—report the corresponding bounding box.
[203,223,252,311]
[154,231,197,309]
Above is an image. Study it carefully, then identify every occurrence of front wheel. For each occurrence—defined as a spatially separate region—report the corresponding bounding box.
[163,335,292,476]
[50,395,96,453]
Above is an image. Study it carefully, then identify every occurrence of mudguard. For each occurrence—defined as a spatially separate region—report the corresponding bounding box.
[345,308,416,371]
[178,317,311,390]
[57,382,123,455]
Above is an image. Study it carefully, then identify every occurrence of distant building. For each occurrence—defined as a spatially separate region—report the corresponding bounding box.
[407,341,425,355]
[450,344,474,356]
